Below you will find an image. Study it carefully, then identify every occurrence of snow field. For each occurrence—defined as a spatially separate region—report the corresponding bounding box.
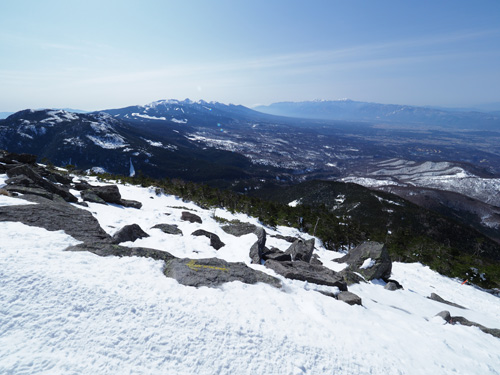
[1,176,500,374]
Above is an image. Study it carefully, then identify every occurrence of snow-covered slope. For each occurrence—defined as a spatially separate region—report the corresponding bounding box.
[342,159,500,207]
[1,175,500,374]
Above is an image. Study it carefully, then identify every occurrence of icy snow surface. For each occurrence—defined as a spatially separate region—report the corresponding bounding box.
[1,177,500,374]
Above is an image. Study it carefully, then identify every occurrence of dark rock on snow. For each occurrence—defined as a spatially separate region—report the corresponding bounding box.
[0,195,111,243]
[428,293,466,309]
[335,241,392,281]
[120,199,142,209]
[265,259,347,290]
[221,222,258,237]
[191,229,225,250]
[384,281,400,291]
[163,257,281,288]
[65,243,176,263]
[435,310,500,339]
[112,224,150,244]
[152,223,183,235]
[181,211,202,224]
[337,291,363,306]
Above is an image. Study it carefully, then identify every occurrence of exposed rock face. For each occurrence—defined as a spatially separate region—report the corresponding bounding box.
[285,238,315,262]
[221,222,257,237]
[80,185,141,208]
[335,241,392,281]
[337,291,362,306]
[191,229,225,250]
[384,281,399,291]
[112,224,150,244]
[163,257,281,288]
[265,259,347,290]
[6,164,77,203]
[0,195,111,243]
[181,211,202,224]
[152,223,183,235]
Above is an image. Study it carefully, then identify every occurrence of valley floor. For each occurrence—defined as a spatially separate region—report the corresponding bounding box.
[1,180,500,374]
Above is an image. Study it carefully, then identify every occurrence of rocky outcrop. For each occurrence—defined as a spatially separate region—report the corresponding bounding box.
[81,184,142,208]
[81,189,107,204]
[191,229,225,250]
[285,238,315,262]
[112,224,150,244]
[335,241,392,281]
[265,259,347,290]
[163,257,281,288]
[152,223,183,235]
[181,211,202,224]
[6,164,77,203]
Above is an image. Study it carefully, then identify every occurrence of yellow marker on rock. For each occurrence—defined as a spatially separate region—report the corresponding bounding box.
[186,259,228,272]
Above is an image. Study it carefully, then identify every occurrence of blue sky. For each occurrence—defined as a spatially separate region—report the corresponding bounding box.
[1,0,499,111]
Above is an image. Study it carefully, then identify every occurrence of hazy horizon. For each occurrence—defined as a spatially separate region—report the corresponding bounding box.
[1,0,499,112]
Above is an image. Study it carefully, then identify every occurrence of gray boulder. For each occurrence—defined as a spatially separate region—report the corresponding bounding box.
[337,291,362,306]
[285,238,315,262]
[265,259,347,290]
[152,223,183,235]
[164,257,281,288]
[191,229,225,250]
[112,224,149,244]
[434,311,500,339]
[335,241,392,281]
[120,199,142,209]
[181,211,202,224]
[221,222,257,237]
[384,281,399,291]
[91,185,122,204]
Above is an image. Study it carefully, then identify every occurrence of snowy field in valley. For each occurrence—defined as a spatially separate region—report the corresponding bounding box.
[1,175,500,374]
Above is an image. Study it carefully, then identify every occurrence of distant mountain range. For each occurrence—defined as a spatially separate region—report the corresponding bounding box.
[254,99,500,130]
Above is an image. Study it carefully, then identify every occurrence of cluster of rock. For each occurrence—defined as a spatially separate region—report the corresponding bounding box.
[221,221,401,305]
[1,149,400,305]
[0,150,280,289]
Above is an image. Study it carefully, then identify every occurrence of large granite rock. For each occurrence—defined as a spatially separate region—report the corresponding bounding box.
[335,241,392,281]
[112,224,150,244]
[191,229,225,250]
[285,238,315,262]
[265,259,347,290]
[91,185,122,204]
[164,257,281,288]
